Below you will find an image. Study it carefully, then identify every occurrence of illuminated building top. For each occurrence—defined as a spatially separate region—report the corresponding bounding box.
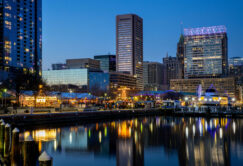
[184,25,226,36]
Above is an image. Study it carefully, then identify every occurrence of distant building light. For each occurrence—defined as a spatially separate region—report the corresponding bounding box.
[184,25,226,36]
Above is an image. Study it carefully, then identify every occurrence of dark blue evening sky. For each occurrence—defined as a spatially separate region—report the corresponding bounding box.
[42,0,243,70]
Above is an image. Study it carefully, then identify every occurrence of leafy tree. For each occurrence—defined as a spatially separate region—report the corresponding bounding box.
[90,83,106,96]
[2,72,49,107]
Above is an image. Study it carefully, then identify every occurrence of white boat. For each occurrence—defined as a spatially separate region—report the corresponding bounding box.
[199,88,221,106]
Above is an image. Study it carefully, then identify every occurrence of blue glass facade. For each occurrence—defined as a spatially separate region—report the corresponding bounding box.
[43,69,89,87]
[43,69,110,93]
[89,72,110,92]
[0,0,42,81]
[94,55,116,72]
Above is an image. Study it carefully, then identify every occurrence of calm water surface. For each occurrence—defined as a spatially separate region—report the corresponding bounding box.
[18,117,243,166]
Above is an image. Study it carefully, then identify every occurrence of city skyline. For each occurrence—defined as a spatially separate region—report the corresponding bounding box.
[0,2,243,166]
[43,0,243,70]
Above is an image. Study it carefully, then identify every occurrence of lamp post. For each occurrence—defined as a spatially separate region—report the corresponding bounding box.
[69,89,73,106]
[0,82,2,107]
[1,91,3,108]
[184,97,189,107]
[3,89,7,107]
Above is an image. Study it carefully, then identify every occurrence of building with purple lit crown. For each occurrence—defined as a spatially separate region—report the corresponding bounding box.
[184,25,228,78]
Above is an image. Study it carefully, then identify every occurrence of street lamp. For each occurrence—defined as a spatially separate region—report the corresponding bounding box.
[3,89,7,107]
[69,89,73,106]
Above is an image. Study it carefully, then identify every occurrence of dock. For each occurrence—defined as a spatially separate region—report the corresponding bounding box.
[0,108,243,127]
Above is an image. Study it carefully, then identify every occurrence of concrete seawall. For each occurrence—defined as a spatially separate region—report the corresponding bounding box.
[1,108,243,127]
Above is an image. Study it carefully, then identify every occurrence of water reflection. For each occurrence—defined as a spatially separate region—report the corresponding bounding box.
[4,117,243,165]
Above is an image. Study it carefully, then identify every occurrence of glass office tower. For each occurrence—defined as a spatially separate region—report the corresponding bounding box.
[229,57,243,67]
[116,14,143,91]
[94,55,116,72]
[184,25,228,78]
[0,0,42,81]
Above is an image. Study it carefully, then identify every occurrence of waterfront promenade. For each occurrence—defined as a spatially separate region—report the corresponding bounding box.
[0,107,243,126]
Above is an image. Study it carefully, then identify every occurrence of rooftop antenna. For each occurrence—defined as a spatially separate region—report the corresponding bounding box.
[180,21,184,35]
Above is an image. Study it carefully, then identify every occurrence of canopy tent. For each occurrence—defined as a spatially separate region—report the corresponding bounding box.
[50,92,97,100]
[133,90,186,100]
[18,91,96,99]
[134,90,178,96]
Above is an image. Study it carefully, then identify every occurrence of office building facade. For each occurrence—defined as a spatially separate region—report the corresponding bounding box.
[52,63,67,70]
[116,14,143,90]
[109,72,137,97]
[170,77,236,98]
[229,57,243,67]
[109,72,136,90]
[163,56,180,88]
[94,54,116,72]
[0,0,42,81]
[66,58,100,70]
[43,69,109,94]
[143,61,166,91]
[184,25,228,78]
[229,65,243,77]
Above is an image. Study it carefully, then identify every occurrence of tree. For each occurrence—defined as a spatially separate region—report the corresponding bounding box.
[3,72,49,107]
[90,83,106,96]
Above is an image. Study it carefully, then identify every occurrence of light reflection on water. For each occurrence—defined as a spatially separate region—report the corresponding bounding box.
[17,117,243,165]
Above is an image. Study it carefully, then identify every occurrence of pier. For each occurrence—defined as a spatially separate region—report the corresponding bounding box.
[0,108,242,127]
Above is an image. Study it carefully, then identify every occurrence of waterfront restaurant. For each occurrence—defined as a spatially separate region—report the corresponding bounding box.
[19,91,97,108]
[19,92,61,108]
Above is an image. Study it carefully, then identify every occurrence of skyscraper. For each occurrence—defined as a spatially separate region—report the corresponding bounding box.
[0,0,42,81]
[184,25,228,78]
[176,35,184,79]
[116,14,143,91]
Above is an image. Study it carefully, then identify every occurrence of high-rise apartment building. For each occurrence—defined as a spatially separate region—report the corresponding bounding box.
[184,25,228,78]
[116,14,143,90]
[0,0,42,81]
[94,54,116,72]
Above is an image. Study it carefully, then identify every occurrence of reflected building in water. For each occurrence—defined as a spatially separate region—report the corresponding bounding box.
[14,117,243,166]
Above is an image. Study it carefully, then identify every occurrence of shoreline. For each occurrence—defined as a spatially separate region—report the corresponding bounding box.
[1,108,243,127]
